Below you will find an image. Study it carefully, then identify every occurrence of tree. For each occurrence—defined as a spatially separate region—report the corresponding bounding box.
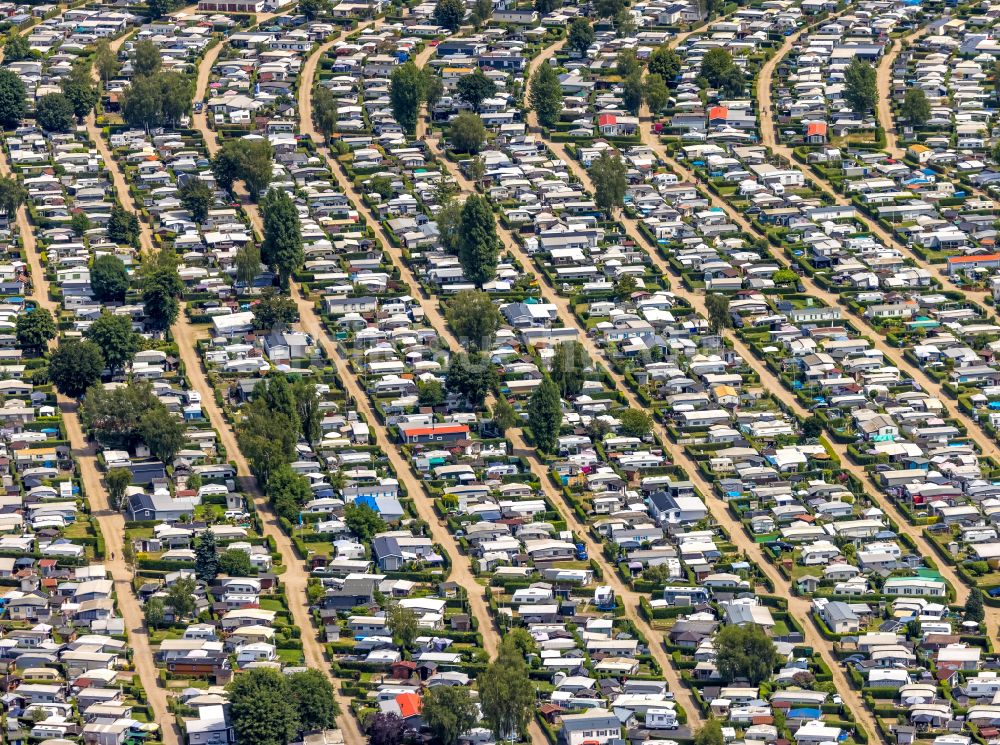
[470,0,492,27]
[568,18,595,56]
[140,250,183,331]
[91,255,129,303]
[591,150,627,216]
[529,62,562,129]
[368,713,405,745]
[434,0,465,29]
[437,198,463,254]
[718,65,745,98]
[235,242,261,288]
[179,178,214,223]
[240,401,297,486]
[479,643,535,742]
[369,175,393,199]
[700,47,735,88]
[211,138,274,198]
[613,8,635,36]
[292,378,321,446]
[85,311,139,373]
[694,720,724,745]
[550,340,588,398]
[421,67,444,108]
[261,188,303,288]
[0,176,26,218]
[458,194,499,288]
[0,69,26,129]
[165,576,197,619]
[844,57,877,115]
[901,87,930,125]
[619,408,653,438]
[387,603,419,649]
[159,71,195,127]
[106,467,132,510]
[144,597,166,629]
[491,396,518,433]
[71,210,90,236]
[622,73,643,115]
[95,39,120,83]
[4,34,31,63]
[644,73,669,114]
[35,92,74,132]
[446,290,501,350]
[648,45,681,83]
[50,339,104,397]
[81,380,162,448]
[418,379,445,407]
[15,308,55,352]
[449,111,487,154]
[344,501,386,541]
[616,50,641,79]
[772,268,798,286]
[802,415,823,439]
[456,68,496,112]
[446,353,496,407]
[705,293,731,333]
[299,0,330,19]
[219,548,254,577]
[252,288,299,330]
[311,84,338,141]
[528,376,562,452]
[194,531,219,582]
[121,75,164,130]
[147,0,176,19]
[288,669,337,732]
[267,464,313,522]
[966,588,985,623]
[132,39,162,77]
[61,63,98,120]
[107,204,140,246]
[614,274,637,300]
[535,0,561,11]
[421,686,479,745]
[390,62,424,137]
[228,668,299,745]
[594,0,627,18]
[714,624,778,684]
[139,407,185,464]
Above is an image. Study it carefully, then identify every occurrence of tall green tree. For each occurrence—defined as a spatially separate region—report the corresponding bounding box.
[446,353,496,407]
[15,307,55,353]
[591,150,627,216]
[344,501,386,541]
[0,69,26,129]
[144,597,165,628]
[211,138,274,198]
[389,61,423,135]
[714,624,777,684]
[567,18,595,56]
[446,290,501,351]
[549,340,588,398]
[528,376,562,451]
[449,111,487,154]
[535,0,561,11]
[4,33,31,62]
[106,467,132,511]
[35,92,74,132]
[107,204,140,246]
[179,178,214,223]
[139,250,183,331]
[421,686,478,745]
[456,68,496,112]
[292,378,321,446]
[194,530,220,582]
[901,87,930,125]
[0,176,26,218]
[647,45,681,83]
[85,311,140,373]
[90,254,129,303]
[94,39,120,83]
[261,188,303,289]
[594,0,627,16]
[458,194,499,288]
[470,0,492,27]
[492,396,519,433]
[529,62,563,129]
[966,588,985,623]
[252,287,299,331]
[61,62,98,120]
[705,293,731,333]
[235,241,261,287]
[311,85,338,141]
[299,0,331,19]
[616,50,641,79]
[387,603,419,649]
[645,73,669,114]
[132,39,161,77]
[694,721,724,745]
[165,576,197,619]
[49,339,104,398]
[844,57,877,114]
[433,0,465,29]
[622,73,643,115]
[288,669,338,732]
[139,407,186,464]
[479,636,536,742]
[228,668,299,745]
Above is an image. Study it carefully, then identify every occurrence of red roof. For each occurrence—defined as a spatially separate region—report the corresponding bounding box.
[598,114,617,126]
[708,106,728,120]
[396,692,423,719]
[948,253,1000,265]
[806,122,827,136]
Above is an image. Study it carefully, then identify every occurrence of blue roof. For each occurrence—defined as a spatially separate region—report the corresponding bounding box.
[355,495,380,512]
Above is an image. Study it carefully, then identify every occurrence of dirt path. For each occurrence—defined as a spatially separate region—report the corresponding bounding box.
[876,27,930,160]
